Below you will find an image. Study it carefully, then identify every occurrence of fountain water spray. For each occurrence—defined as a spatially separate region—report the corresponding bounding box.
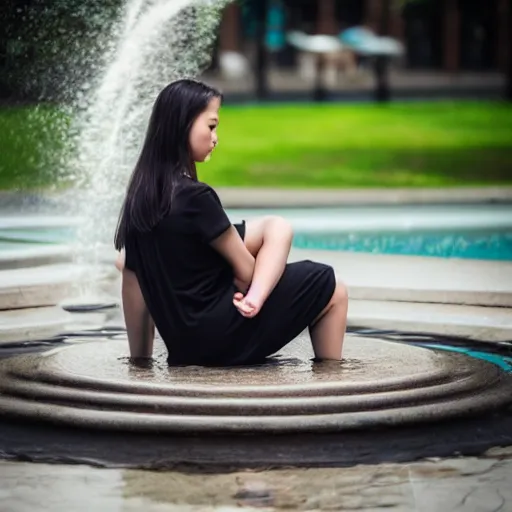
[64,0,229,300]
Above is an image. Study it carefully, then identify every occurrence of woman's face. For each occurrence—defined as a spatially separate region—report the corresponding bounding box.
[189,97,220,163]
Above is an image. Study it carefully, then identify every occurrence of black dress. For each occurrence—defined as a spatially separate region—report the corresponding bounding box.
[124,178,336,366]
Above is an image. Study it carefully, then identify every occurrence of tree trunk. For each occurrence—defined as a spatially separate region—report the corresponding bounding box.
[507,0,512,100]
[374,0,392,102]
[254,0,269,100]
[313,55,328,101]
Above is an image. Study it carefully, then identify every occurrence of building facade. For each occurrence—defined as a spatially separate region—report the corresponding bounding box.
[216,0,509,73]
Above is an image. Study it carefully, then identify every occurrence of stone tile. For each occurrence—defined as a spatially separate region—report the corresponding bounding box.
[289,248,512,307]
[0,264,118,310]
[347,299,512,342]
[0,305,120,345]
[0,461,269,512]
[0,245,72,270]
[216,186,512,208]
[0,462,125,512]
[484,446,512,458]
[408,458,512,512]
[0,307,74,344]
[1,455,511,511]
[121,464,417,511]
[3,186,512,213]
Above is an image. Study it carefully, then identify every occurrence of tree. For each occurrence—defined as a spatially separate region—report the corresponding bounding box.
[0,0,122,101]
[400,0,511,101]
[374,0,393,102]
[254,0,270,100]
[506,1,512,101]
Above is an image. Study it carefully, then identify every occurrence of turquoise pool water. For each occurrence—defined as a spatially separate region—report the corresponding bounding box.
[0,227,75,245]
[422,344,512,373]
[293,230,512,261]
[1,226,512,261]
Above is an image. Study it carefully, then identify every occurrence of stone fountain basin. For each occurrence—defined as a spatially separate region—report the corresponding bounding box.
[0,334,510,433]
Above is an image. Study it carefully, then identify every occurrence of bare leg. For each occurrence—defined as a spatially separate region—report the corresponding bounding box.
[235,216,293,317]
[116,250,155,351]
[122,268,155,359]
[241,218,266,257]
[309,283,348,360]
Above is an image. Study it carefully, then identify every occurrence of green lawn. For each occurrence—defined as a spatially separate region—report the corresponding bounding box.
[1,101,512,190]
[0,104,71,190]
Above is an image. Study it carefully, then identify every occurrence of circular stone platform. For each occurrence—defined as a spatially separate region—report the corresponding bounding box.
[0,335,511,433]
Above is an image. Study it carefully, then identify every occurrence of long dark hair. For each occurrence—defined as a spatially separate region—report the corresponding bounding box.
[114,79,222,250]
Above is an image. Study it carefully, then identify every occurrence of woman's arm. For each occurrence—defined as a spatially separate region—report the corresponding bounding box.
[121,268,155,359]
[211,216,293,317]
[244,216,293,308]
[210,225,256,292]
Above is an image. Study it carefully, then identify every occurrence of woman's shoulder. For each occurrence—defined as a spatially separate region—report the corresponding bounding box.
[174,178,220,204]
[168,179,223,220]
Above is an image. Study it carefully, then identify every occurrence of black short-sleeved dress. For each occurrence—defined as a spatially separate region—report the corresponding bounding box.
[124,178,336,366]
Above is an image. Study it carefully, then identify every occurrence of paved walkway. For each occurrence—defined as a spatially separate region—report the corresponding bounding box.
[1,186,512,213]
[1,448,511,511]
[290,248,512,307]
[218,186,512,208]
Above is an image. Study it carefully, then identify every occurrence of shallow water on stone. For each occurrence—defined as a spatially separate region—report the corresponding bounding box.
[34,334,443,388]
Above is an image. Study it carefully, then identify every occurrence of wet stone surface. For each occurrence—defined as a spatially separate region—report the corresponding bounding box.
[35,333,441,387]
[1,333,511,435]
[1,451,511,511]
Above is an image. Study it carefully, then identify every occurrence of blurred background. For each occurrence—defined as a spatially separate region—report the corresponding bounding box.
[0,0,511,191]
[205,0,510,102]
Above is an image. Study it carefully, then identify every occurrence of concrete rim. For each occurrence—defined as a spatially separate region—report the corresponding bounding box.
[216,187,512,208]
[1,252,511,311]
[2,187,512,213]
[0,337,511,433]
[0,264,118,310]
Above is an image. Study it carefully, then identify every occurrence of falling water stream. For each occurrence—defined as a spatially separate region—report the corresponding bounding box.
[65,0,228,293]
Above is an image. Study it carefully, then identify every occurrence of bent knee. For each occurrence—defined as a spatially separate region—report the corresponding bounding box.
[265,215,293,237]
[331,282,348,305]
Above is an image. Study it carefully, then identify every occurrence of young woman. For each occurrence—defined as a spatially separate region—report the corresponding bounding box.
[114,79,348,366]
